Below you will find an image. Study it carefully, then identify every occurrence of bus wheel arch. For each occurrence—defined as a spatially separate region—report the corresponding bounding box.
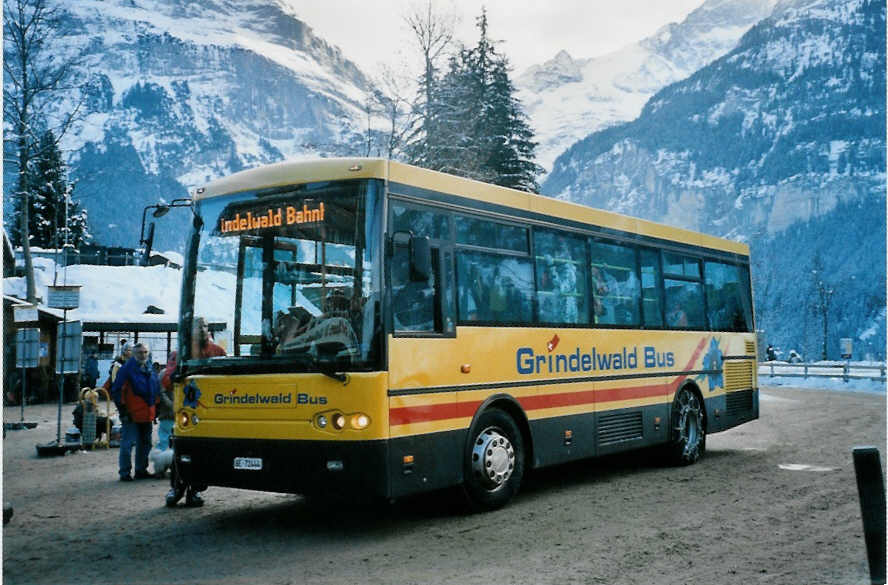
[470,395,533,469]
[461,396,529,511]
[667,382,706,465]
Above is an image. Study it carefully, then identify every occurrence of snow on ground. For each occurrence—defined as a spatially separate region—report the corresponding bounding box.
[760,374,886,394]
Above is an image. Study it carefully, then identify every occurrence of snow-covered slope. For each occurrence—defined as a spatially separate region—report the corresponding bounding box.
[517,0,777,174]
[4,0,379,251]
[541,0,886,359]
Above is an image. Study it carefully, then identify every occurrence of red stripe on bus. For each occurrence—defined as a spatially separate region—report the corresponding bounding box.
[389,337,710,426]
[517,389,596,410]
[389,401,482,426]
[591,381,676,404]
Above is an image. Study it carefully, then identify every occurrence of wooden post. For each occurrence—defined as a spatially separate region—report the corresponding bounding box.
[853,447,886,585]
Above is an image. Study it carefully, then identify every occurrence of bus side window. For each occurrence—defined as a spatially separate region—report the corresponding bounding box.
[456,215,528,252]
[705,261,753,332]
[640,248,663,327]
[389,202,452,334]
[664,279,704,329]
[456,250,533,324]
[391,203,450,240]
[391,241,439,333]
[441,249,455,333]
[663,253,704,330]
[589,240,641,326]
[534,228,588,325]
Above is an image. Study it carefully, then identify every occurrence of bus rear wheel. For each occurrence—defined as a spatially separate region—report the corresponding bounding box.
[667,386,705,465]
[462,408,524,511]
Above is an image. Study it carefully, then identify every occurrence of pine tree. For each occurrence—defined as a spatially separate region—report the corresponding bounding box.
[411,9,542,192]
[487,58,543,192]
[428,49,485,178]
[10,130,89,249]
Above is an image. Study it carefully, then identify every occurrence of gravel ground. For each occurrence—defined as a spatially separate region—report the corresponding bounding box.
[2,385,885,585]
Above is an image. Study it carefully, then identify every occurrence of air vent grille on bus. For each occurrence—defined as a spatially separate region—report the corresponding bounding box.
[598,411,643,445]
[725,389,754,416]
[724,361,754,391]
[745,341,756,355]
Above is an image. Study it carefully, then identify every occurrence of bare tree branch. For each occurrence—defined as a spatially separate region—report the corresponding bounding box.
[4,0,82,302]
[404,0,457,158]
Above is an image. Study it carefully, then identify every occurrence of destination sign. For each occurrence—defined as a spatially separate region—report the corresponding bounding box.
[220,203,325,234]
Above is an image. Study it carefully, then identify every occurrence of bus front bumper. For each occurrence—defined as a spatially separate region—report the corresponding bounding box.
[172,436,389,498]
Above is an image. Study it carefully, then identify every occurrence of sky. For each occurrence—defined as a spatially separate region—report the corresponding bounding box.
[288,0,704,79]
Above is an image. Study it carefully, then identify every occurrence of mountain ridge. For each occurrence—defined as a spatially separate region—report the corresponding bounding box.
[516,0,778,174]
[4,0,378,251]
[540,0,885,359]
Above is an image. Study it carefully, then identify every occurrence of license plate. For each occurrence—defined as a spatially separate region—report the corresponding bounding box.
[233,457,263,471]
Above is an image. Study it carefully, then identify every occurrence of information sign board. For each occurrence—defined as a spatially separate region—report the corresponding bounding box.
[47,285,81,310]
[13,304,38,323]
[15,328,40,368]
[55,321,82,374]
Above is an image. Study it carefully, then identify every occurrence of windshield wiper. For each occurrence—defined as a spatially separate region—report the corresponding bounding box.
[178,352,350,383]
[263,351,349,383]
[318,367,348,383]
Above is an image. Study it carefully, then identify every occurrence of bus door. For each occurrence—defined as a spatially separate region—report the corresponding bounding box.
[386,224,459,497]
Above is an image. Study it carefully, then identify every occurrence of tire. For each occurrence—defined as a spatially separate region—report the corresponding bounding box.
[667,386,705,465]
[462,408,524,511]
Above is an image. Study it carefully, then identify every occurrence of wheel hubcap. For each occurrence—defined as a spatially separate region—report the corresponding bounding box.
[471,428,515,490]
[677,391,703,457]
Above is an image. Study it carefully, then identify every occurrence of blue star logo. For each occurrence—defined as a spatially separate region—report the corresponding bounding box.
[183,380,202,408]
[697,337,724,391]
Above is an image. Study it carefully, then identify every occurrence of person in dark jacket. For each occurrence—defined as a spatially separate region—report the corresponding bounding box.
[111,343,159,481]
[84,353,100,389]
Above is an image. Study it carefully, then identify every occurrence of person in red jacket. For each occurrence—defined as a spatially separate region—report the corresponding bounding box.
[111,343,159,481]
[191,317,226,358]
[157,351,177,451]
[166,318,228,507]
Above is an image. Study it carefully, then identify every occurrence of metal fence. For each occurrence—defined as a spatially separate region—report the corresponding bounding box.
[758,361,887,383]
[21,248,140,268]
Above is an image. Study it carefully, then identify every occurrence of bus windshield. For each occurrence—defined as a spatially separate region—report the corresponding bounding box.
[182,178,384,373]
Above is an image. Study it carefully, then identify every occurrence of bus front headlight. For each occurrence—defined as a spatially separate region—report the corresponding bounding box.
[351,413,370,430]
[332,413,346,430]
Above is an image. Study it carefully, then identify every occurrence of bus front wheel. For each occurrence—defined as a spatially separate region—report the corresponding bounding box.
[667,386,705,465]
[462,408,524,511]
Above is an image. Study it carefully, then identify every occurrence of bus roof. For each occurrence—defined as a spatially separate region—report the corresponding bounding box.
[195,157,749,256]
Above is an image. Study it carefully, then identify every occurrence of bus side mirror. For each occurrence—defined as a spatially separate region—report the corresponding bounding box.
[410,235,431,282]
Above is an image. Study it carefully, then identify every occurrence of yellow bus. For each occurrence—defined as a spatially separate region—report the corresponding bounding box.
[170,157,758,510]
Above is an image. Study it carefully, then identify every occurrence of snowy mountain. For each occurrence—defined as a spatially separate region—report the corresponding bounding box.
[517,0,778,174]
[3,0,380,251]
[541,0,886,359]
